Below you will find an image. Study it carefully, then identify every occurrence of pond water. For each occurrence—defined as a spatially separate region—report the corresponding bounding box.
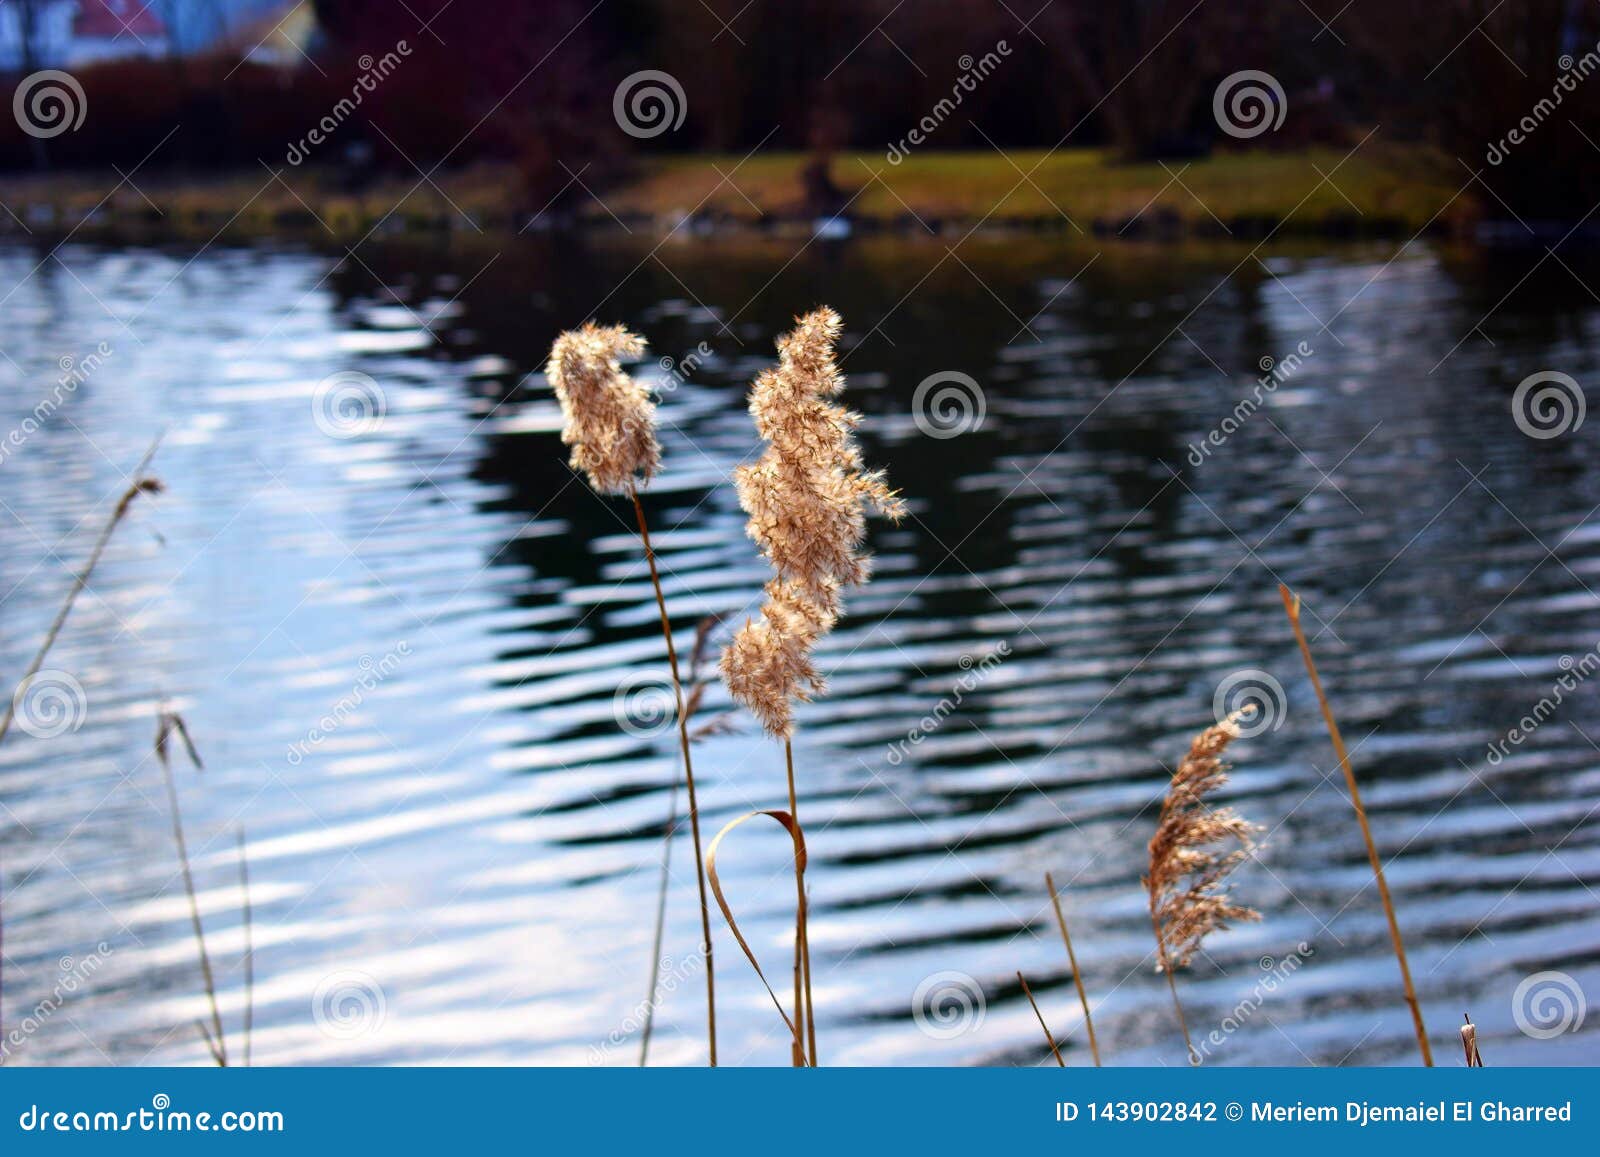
[0,232,1597,1066]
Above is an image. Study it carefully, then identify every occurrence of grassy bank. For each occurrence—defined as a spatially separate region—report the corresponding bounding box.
[0,145,1473,241]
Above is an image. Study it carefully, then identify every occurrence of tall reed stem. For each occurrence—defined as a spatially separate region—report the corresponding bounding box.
[1045,872,1101,1065]
[1017,971,1065,1067]
[639,756,680,1066]
[157,720,226,1066]
[1151,913,1197,1064]
[630,486,717,1065]
[784,739,816,1066]
[1280,584,1433,1066]
[236,827,254,1068]
[0,437,161,749]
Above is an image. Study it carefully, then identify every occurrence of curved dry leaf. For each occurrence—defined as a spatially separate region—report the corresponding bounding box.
[704,808,809,1064]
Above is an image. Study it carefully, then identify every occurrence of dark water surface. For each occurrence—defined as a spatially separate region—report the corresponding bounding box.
[1,233,1597,1066]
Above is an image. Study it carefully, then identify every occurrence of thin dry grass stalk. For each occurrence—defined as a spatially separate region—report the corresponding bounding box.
[1045,871,1101,1066]
[1280,583,1433,1067]
[721,307,904,1065]
[1461,1013,1483,1066]
[639,614,726,1067]
[704,809,811,1065]
[1145,708,1263,1065]
[629,490,719,1066]
[548,323,719,1065]
[154,708,226,1066]
[236,827,254,1068]
[1017,970,1065,1067]
[0,437,163,749]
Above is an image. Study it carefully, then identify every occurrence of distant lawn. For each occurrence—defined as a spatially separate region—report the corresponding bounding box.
[604,145,1471,234]
[0,144,1472,239]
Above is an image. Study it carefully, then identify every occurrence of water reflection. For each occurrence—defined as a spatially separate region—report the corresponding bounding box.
[0,232,1597,1066]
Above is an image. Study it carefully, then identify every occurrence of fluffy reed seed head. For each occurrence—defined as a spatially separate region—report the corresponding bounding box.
[1145,708,1264,972]
[546,322,659,494]
[733,307,904,591]
[720,578,839,738]
[723,308,903,738]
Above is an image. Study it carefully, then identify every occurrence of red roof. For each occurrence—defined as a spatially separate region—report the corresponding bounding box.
[74,0,169,39]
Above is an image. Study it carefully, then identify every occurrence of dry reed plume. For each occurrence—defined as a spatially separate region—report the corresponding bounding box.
[719,307,904,1065]
[723,307,904,736]
[1280,583,1433,1066]
[547,322,719,1064]
[1145,708,1263,1064]
[546,323,659,494]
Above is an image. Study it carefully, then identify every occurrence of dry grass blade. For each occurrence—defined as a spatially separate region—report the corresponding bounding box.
[784,739,815,1066]
[0,436,162,749]
[704,809,811,1065]
[155,708,226,1066]
[1017,971,1065,1067]
[1145,708,1262,1064]
[1280,583,1433,1066]
[1045,872,1101,1066]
